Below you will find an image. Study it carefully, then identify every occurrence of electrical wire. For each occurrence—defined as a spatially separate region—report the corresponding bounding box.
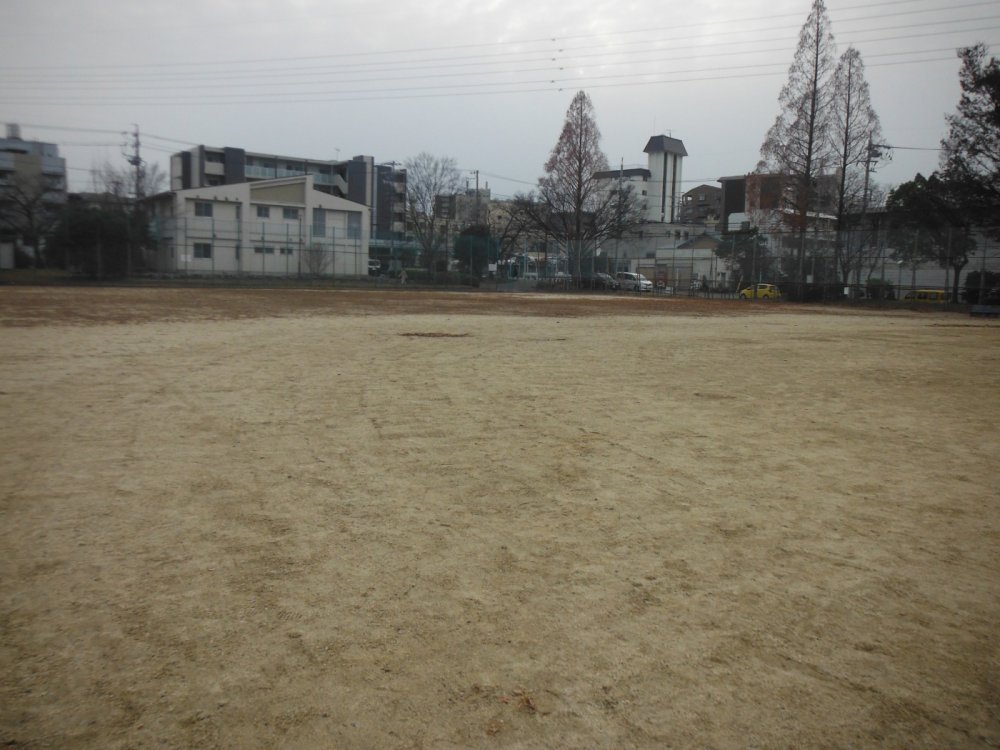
[1,0,991,70]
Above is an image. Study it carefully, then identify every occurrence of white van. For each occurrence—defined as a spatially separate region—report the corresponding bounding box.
[616,271,653,292]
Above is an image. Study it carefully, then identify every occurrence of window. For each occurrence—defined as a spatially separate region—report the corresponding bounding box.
[347,212,361,240]
[257,205,270,218]
[283,207,299,220]
[195,202,212,217]
[253,245,275,254]
[193,243,212,259]
[312,207,326,237]
[279,246,295,255]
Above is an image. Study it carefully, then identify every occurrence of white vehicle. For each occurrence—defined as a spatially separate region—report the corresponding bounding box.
[616,271,653,292]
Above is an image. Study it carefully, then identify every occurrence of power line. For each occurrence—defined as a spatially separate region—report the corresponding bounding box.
[141,131,199,146]
[0,49,971,107]
[1,0,993,73]
[4,31,990,93]
[11,123,125,136]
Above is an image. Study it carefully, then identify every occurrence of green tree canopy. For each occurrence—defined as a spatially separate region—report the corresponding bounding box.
[886,173,976,302]
[939,44,1000,239]
[46,205,136,278]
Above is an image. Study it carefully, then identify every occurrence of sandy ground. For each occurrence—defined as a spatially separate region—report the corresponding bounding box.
[1,287,998,749]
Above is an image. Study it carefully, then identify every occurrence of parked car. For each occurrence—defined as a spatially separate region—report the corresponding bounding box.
[616,271,653,292]
[739,283,781,299]
[368,259,382,276]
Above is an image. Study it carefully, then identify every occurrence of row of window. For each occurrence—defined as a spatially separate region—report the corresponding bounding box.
[191,243,312,259]
[196,201,301,220]
[256,206,300,220]
[191,202,359,242]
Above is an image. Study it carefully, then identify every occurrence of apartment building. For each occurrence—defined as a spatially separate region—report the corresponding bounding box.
[680,184,722,225]
[0,124,67,266]
[145,174,370,277]
[170,145,405,239]
[434,186,491,227]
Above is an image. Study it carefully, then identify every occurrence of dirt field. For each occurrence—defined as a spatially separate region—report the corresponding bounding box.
[1,286,998,749]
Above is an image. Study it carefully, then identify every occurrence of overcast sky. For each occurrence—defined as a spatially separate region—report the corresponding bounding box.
[1,0,995,201]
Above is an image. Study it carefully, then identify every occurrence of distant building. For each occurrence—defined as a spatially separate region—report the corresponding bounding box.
[434,186,491,228]
[596,134,687,224]
[0,123,67,265]
[145,175,370,277]
[718,172,839,232]
[595,167,654,218]
[643,135,687,223]
[680,184,721,225]
[169,145,405,239]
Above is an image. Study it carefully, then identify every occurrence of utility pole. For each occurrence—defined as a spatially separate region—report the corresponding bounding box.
[122,124,144,276]
[471,169,480,223]
[123,124,144,202]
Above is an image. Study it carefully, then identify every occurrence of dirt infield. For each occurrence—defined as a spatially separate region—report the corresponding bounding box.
[1,287,998,749]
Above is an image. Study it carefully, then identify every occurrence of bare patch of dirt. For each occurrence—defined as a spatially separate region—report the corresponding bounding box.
[1,286,997,748]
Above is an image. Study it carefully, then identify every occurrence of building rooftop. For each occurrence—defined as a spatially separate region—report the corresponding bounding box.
[643,135,688,157]
[594,167,651,180]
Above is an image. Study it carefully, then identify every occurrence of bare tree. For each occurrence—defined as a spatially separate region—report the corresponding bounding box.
[143,162,168,197]
[91,159,166,208]
[515,90,644,278]
[90,161,131,212]
[0,171,63,266]
[300,242,331,275]
[85,159,167,274]
[486,201,528,265]
[758,0,838,283]
[830,46,883,283]
[404,152,462,273]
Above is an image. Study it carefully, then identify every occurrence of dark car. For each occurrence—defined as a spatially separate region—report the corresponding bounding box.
[580,272,619,290]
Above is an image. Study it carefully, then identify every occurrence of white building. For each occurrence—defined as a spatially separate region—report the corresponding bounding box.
[596,134,687,224]
[643,135,687,224]
[170,145,405,240]
[145,175,370,277]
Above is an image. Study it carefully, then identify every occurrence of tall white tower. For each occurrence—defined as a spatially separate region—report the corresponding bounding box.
[643,135,687,223]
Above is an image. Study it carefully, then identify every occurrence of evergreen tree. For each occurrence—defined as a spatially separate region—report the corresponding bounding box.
[939,44,1000,239]
[887,174,976,303]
